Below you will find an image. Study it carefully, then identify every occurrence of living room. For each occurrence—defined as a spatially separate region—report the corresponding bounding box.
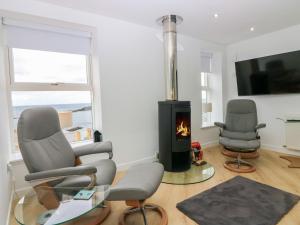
[0,0,300,225]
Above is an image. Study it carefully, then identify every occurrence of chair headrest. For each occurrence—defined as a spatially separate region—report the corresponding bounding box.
[227,99,257,114]
[18,107,61,140]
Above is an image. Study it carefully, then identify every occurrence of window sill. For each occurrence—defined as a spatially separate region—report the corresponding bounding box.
[9,140,94,164]
[71,140,93,148]
[9,152,23,164]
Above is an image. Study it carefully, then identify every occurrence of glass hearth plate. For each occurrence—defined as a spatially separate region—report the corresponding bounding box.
[162,163,215,185]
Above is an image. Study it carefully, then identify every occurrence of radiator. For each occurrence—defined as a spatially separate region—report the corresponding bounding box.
[284,118,300,151]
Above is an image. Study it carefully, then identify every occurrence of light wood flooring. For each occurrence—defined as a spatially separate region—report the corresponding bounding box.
[9,146,300,225]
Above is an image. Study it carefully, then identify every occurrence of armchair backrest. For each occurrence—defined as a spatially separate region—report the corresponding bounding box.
[17,107,75,173]
[225,99,258,132]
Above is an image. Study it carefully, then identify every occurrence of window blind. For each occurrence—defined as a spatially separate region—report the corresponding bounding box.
[200,52,213,73]
[2,18,92,55]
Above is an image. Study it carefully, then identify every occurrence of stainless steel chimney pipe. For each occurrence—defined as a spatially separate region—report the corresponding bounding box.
[157,15,183,101]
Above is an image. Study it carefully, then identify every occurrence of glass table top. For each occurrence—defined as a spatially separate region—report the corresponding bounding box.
[14,185,110,225]
[162,162,215,185]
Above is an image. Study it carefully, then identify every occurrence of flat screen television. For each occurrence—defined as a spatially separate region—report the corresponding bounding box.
[235,50,300,96]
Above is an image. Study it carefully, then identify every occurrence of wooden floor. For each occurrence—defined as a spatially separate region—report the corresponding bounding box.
[9,146,300,225]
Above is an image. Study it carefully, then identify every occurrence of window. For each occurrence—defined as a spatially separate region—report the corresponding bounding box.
[3,18,96,153]
[200,52,223,128]
[12,48,88,84]
[10,49,93,151]
[201,52,213,127]
[201,72,212,127]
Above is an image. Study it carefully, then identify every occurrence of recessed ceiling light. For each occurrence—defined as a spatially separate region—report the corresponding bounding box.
[214,13,219,19]
[250,27,255,31]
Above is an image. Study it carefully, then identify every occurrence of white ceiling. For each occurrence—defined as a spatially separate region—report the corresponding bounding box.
[35,0,300,44]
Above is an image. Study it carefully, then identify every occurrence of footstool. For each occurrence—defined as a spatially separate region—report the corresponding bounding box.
[220,137,260,172]
[107,162,167,225]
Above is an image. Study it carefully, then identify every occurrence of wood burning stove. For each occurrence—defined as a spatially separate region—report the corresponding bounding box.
[158,101,191,172]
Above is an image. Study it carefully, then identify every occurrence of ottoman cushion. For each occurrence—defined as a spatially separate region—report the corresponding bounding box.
[220,137,260,151]
[221,130,257,141]
[107,162,164,201]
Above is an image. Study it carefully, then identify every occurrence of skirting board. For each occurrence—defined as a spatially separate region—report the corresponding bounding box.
[117,155,156,171]
[201,140,219,149]
[261,144,300,156]
[200,141,300,157]
[203,142,300,157]
[114,140,220,171]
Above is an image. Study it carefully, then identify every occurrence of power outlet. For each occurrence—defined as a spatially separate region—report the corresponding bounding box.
[155,151,159,160]
[7,163,12,173]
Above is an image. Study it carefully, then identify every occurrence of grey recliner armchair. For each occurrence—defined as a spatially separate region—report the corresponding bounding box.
[18,107,117,190]
[18,107,166,225]
[215,99,266,173]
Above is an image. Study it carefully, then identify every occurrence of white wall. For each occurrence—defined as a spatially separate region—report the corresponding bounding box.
[225,24,300,155]
[0,0,225,193]
[0,23,12,225]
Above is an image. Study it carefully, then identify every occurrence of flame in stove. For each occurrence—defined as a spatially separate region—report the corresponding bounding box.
[176,121,190,137]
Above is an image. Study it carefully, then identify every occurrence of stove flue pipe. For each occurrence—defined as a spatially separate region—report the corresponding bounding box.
[157,15,183,101]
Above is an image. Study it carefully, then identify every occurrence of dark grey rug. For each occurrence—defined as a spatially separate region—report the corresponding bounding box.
[177,176,299,225]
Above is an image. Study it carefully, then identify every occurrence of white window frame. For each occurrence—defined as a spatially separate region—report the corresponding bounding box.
[200,51,224,129]
[201,72,213,128]
[7,48,93,92]
[1,15,102,160]
[6,48,96,154]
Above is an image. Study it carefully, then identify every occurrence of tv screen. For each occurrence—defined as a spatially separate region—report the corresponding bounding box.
[235,50,300,96]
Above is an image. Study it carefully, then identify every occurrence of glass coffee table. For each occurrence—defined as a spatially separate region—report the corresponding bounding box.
[14,185,110,225]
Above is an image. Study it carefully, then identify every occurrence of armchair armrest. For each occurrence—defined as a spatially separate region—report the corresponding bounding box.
[25,165,97,182]
[214,122,226,129]
[73,141,113,159]
[255,123,266,130]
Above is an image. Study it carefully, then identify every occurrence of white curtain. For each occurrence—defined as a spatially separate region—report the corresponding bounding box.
[200,52,213,73]
[3,18,91,55]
